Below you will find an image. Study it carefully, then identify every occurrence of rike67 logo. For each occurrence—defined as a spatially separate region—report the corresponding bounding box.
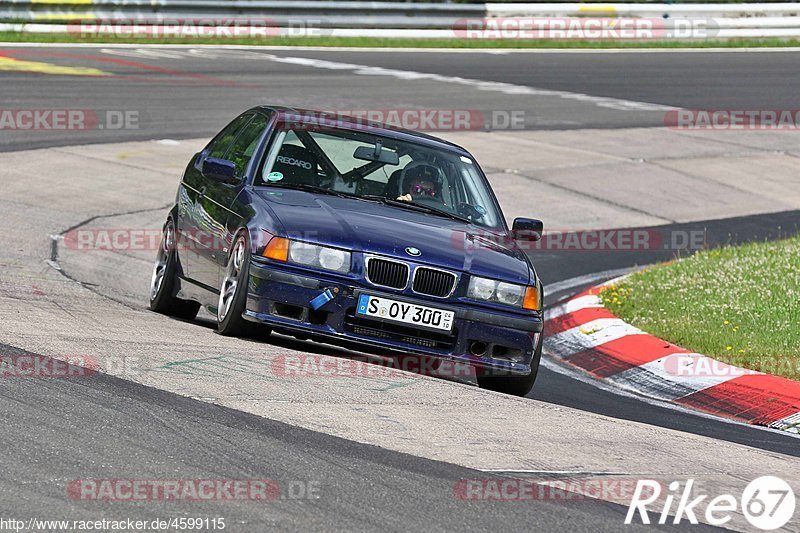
[626,476,795,530]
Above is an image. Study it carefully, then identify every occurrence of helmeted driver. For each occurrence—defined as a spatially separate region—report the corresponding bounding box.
[396,161,445,204]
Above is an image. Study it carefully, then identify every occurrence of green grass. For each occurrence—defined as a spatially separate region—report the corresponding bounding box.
[601,235,800,380]
[1,32,799,49]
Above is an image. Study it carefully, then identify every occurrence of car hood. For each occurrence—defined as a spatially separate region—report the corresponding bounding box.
[253,189,531,284]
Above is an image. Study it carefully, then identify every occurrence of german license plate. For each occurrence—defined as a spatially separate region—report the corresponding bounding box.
[356,294,454,332]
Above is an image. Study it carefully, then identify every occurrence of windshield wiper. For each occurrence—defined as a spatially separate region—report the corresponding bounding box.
[361,195,472,224]
[262,182,354,199]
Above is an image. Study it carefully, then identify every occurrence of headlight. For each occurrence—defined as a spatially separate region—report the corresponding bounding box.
[467,276,539,310]
[468,277,496,300]
[287,240,351,274]
[495,282,524,306]
[318,247,347,271]
[289,241,317,265]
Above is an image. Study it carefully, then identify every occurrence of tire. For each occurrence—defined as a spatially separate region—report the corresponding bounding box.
[149,218,201,320]
[475,333,543,397]
[217,232,258,336]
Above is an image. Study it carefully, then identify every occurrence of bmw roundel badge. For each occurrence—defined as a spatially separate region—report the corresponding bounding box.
[405,247,422,257]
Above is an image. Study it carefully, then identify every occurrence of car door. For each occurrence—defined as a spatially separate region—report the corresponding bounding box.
[178,113,253,286]
[193,112,271,290]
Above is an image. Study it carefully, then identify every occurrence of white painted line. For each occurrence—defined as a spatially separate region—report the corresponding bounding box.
[264,55,678,112]
[548,294,603,320]
[548,317,644,356]
[607,353,743,401]
[544,267,636,298]
[541,353,800,438]
[478,469,624,475]
[769,411,800,434]
[598,274,630,287]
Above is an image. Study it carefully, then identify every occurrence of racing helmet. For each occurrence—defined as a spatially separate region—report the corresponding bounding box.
[399,161,445,199]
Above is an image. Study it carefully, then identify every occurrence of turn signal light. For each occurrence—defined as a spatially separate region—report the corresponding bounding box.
[523,286,540,311]
[263,236,289,261]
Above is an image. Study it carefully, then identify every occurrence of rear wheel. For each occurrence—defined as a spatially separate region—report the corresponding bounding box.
[475,334,543,397]
[149,219,200,320]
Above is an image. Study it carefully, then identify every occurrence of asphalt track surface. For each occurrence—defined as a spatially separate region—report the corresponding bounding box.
[1,45,800,150]
[257,48,800,110]
[6,341,681,532]
[1,45,799,531]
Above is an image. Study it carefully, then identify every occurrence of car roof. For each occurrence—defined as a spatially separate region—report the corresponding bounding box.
[250,105,474,157]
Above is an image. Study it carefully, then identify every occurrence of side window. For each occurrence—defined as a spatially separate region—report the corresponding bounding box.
[208,114,252,159]
[226,114,269,178]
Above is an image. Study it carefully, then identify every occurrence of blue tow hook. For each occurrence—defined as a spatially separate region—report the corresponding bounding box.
[309,288,335,310]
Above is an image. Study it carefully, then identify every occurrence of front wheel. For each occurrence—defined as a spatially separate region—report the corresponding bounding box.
[475,334,543,397]
[149,218,200,320]
[217,232,258,336]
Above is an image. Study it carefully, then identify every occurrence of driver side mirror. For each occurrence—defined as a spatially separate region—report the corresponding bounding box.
[202,157,237,183]
[512,218,543,242]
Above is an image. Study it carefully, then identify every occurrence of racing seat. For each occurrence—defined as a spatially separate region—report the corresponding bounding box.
[385,169,404,198]
[270,144,320,186]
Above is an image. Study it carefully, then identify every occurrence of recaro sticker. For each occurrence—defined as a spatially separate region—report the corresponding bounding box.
[276,155,312,169]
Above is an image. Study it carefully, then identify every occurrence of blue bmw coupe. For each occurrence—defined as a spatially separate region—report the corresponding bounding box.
[150,107,544,395]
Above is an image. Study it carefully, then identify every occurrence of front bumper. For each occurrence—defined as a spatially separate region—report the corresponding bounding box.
[245,257,543,375]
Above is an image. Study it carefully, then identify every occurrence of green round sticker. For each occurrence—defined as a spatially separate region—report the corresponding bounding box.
[266,171,283,182]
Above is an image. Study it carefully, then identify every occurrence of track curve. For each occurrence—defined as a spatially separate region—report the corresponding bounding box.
[2,44,800,531]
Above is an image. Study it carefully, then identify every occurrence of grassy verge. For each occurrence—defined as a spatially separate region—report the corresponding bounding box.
[601,235,800,380]
[1,32,800,49]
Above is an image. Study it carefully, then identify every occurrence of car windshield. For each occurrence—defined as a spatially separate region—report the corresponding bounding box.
[255,121,504,229]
